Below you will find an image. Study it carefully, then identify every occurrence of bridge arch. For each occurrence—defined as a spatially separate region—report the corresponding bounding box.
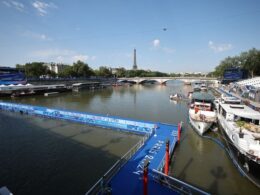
[117,77,218,85]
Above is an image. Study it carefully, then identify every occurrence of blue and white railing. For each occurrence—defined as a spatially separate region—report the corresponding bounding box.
[0,102,155,135]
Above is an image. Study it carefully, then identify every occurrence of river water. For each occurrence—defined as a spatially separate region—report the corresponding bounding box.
[0,81,259,194]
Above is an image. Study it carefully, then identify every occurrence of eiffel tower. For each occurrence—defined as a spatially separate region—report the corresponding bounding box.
[132,48,138,70]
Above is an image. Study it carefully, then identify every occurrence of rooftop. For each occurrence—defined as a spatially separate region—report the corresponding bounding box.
[221,103,260,120]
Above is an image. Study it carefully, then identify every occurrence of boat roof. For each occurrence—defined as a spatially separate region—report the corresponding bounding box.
[221,96,241,103]
[220,103,260,120]
[192,92,214,101]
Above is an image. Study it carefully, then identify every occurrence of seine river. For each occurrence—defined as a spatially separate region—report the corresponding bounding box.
[0,81,259,194]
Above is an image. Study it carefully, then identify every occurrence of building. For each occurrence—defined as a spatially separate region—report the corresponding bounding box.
[44,63,70,74]
[132,49,138,70]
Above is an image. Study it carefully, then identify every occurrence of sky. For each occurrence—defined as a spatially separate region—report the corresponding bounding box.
[0,0,260,73]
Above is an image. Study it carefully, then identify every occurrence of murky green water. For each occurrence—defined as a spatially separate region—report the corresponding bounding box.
[0,81,259,194]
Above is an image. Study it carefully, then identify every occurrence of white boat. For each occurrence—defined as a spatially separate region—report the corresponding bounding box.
[200,83,207,91]
[218,95,260,184]
[189,92,217,135]
[188,91,193,99]
[169,93,182,100]
[192,81,202,92]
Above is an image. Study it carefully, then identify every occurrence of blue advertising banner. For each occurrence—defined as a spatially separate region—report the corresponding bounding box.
[0,102,155,135]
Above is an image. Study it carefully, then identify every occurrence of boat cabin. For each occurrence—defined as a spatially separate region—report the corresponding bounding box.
[219,103,260,126]
[190,92,215,112]
[221,95,241,104]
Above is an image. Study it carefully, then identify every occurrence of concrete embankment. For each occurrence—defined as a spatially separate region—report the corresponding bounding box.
[0,78,116,97]
[28,78,116,85]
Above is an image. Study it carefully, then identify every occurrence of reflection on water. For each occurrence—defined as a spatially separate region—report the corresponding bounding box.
[0,111,141,195]
[1,80,260,195]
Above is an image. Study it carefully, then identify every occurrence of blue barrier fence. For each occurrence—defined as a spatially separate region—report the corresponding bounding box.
[0,102,155,135]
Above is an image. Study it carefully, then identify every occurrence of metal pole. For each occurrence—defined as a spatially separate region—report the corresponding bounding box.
[164,139,170,175]
[143,160,150,195]
[178,123,181,143]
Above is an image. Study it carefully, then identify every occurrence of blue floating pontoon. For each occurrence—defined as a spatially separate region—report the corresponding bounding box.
[0,102,210,195]
[109,123,179,195]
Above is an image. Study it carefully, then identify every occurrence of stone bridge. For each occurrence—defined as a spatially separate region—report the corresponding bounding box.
[118,77,218,85]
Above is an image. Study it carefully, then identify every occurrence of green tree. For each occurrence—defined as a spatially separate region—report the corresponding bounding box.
[58,66,75,77]
[97,66,112,77]
[16,64,25,71]
[46,69,57,77]
[115,67,126,77]
[72,60,94,77]
[213,48,260,77]
[24,62,48,78]
[242,48,260,77]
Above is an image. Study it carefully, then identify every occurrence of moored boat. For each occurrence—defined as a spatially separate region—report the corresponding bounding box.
[218,95,260,186]
[188,91,193,99]
[189,92,217,135]
[169,93,182,100]
[200,83,207,91]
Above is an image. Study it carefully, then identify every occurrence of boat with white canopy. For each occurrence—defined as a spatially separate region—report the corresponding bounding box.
[189,92,217,135]
[218,96,260,186]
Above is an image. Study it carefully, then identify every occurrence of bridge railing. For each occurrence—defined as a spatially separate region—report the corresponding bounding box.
[151,169,210,195]
[86,134,150,195]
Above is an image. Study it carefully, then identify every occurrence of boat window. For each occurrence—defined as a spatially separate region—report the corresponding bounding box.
[229,105,244,109]
[253,120,259,125]
[234,115,240,121]
[239,117,254,124]
[222,109,227,118]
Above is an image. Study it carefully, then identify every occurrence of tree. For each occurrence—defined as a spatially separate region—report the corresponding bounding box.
[213,56,240,77]
[97,66,112,77]
[213,48,260,77]
[115,67,126,77]
[16,64,25,71]
[58,66,75,77]
[72,60,94,77]
[46,69,57,77]
[243,48,260,77]
[23,62,48,78]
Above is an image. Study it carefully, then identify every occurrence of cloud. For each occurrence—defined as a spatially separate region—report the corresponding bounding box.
[72,55,89,62]
[2,1,11,7]
[208,41,232,52]
[31,48,95,63]
[33,49,74,58]
[151,39,175,54]
[32,1,57,16]
[153,39,160,48]
[2,0,25,12]
[22,31,51,41]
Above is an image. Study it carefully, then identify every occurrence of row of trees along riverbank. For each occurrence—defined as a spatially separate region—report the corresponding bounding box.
[16,61,113,78]
[16,60,196,78]
[211,48,260,78]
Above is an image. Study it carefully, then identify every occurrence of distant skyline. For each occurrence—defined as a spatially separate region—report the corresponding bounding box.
[0,0,260,72]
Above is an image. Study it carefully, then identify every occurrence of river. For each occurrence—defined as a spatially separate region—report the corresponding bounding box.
[0,80,259,194]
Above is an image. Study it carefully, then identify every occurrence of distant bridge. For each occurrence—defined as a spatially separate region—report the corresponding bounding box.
[118,77,218,84]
